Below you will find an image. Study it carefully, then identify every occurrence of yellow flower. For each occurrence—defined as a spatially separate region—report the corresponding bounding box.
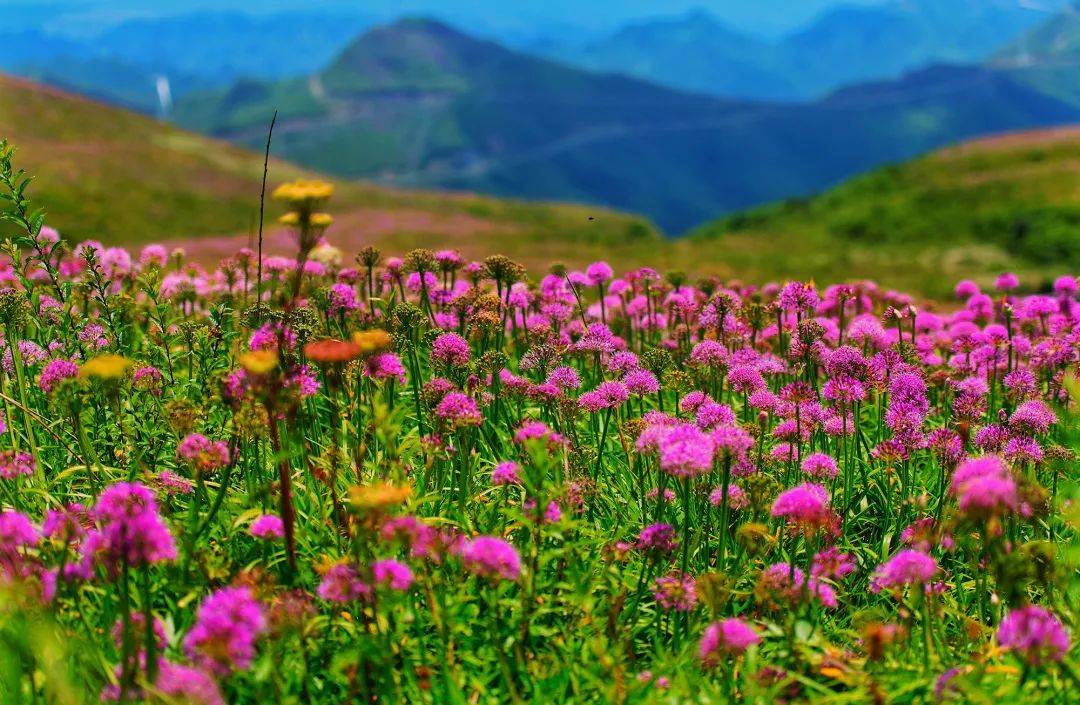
[984,664,1020,676]
[238,350,278,375]
[272,179,334,205]
[277,212,300,226]
[349,482,411,512]
[78,354,133,380]
[310,243,342,266]
[351,329,392,355]
[310,213,334,228]
[314,555,342,575]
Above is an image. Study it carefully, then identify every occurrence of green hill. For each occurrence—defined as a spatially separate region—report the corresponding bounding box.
[0,73,660,267]
[682,125,1080,297]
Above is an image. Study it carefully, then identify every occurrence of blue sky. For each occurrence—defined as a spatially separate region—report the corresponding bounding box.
[5,0,888,36]
[6,1,1068,39]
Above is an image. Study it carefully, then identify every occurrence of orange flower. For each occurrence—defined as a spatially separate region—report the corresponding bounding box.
[304,339,363,365]
[351,329,392,355]
[349,482,412,512]
[239,350,278,375]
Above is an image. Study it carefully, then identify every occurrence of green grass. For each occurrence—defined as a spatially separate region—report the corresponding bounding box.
[686,127,1080,298]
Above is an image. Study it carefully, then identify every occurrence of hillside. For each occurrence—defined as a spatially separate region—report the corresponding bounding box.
[0,73,661,266]
[683,125,1080,297]
[173,18,1080,233]
[992,1,1080,108]
[3,74,1078,300]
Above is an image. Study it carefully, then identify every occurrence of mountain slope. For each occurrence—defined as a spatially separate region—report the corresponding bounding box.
[682,125,1080,296]
[3,74,1076,298]
[174,18,1080,232]
[0,73,660,264]
[543,11,795,100]
[992,1,1080,108]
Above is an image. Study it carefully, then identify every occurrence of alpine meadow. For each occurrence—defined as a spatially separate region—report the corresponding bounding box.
[0,2,1078,704]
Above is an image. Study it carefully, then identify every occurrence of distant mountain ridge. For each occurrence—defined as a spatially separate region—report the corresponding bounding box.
[173,18,1080,232]
[536,0,1068,99]
[0,11,373,113]
[991,1,1080,107]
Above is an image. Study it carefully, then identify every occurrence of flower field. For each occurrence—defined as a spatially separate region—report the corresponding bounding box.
[0,143,1078,704]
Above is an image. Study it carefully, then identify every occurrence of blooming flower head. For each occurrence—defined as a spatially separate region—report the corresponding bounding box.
[184,586,266,675]
[89,482,176,570]
[457,536,521,581]
[317,563,371,603]
[869,550,938,593]
[585,260,613,286]
[0,510,38,554]
[756,563,836,609]
[154,470,195,496]
[177,434,231,473]
[39,358,79,393]
[624,368,660,395]
[779,281,820,312]
[689,340,728,368]
[699,618,760,665]
[327,282,359,314]
[431,332,470,367]
[995,272,1019,291]
[955,280,980,298]
[653,572,697,611]
[514,420,567,449]
[811,547,856,580]
[435,392,482,428]
[771,483,836,534]
[1053,275,1077,296]
[637,523,678,554]
[154,662,224,705]
[132,365,163,395]
[364,352,408,384]
[42,503,88,543]
[578,381,629,412]
[371,559,415,591]
[249,515,284,540]
[950,455,1018,519]
[546,366,581,390]
[800,452,838,480]
[997,605,1070,666]
[656,423,715,477]
[1009,399,1057,436]
[709,484,748,510]
[711,424,755,460]
[0,451,34,480]
[491,461,522,486]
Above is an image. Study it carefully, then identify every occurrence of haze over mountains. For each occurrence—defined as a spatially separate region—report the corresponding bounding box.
[993,1,1080,106]
[529,0,1070,100]
[4,1,1069,108]
[2,1,1078,233]
[170,16,1079,232]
